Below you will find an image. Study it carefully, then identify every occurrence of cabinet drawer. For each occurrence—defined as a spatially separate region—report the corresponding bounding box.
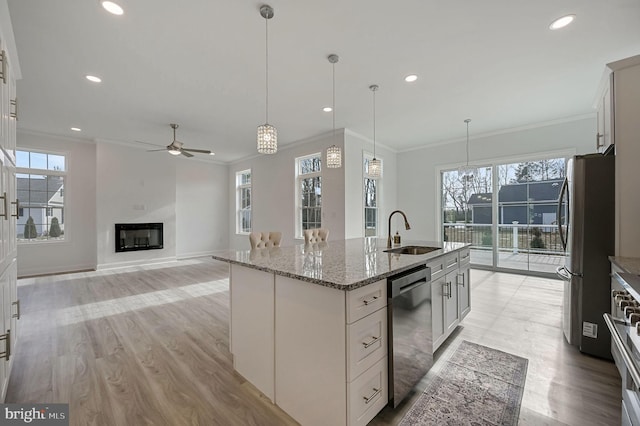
[347,356,388,426]
[347,307,387,381]
[427,257,446,281]
[444,253,459,275]
[347,279,386,324]
[458,248,470,266]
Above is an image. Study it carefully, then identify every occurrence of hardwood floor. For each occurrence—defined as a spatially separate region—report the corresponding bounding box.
[6,259,621,425]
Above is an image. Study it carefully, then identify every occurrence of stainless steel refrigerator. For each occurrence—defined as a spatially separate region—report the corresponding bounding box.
[556,151,614,360]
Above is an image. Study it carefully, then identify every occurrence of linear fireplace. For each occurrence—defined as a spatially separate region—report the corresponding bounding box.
[115,223,163,253]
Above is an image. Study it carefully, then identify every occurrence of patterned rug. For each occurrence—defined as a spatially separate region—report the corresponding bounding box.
[399,340,528,426]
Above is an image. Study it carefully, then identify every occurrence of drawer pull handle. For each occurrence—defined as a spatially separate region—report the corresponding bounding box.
[0,192,7,219]
[363,387,381,404]
[12,300,20,320]
[363,295,378,306]
[457,273,465,287]
[362,336,381,349]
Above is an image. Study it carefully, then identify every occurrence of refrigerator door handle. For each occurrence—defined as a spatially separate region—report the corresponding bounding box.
[557,177,569,252]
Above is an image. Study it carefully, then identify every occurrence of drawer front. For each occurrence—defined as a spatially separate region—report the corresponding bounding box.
[347,307,387,381]
[427,257,446,281]
[458,248,470,266]
[347,356,388,426]
[347,279,387,324]
[444,253,459,275]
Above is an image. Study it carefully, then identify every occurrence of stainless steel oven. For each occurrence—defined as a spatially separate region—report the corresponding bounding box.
[605,272,640,425]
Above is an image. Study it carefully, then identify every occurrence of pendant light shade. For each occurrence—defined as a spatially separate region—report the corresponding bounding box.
[458,119,476,181]
[327,145,341,168]
[257,5,277,154]
[326,54,342,168]
[367,85,382,178]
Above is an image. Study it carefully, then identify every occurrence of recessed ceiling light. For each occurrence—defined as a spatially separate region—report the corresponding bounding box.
[101,1,124,15]
[71,127,81,132]
[405,74,418,83]
[549,14,575,30]
[323,107,333,112]
[85,75,102,83]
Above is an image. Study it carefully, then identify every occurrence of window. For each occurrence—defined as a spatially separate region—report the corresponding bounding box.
[16,150,66,241]
[296,153,322,237]
[236,170,252,234]
[441,155,567,274]
[364,156,380,236]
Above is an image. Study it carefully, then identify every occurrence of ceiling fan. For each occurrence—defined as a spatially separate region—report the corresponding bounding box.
[148,123,214,158]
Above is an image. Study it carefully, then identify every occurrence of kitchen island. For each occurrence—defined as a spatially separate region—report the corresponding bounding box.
[212,238,470,426]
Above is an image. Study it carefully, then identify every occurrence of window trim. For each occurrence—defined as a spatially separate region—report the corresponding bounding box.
[295,153,322,239]
[235,169,252,235]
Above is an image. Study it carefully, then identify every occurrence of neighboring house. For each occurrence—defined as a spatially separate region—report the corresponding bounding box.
[468,179,563,225]
[16,176,64,238]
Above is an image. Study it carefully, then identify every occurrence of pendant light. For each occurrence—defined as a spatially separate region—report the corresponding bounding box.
[367,85,382,178]
[459,119,476,181]
[257,5,277,154]
[326,54,342,168]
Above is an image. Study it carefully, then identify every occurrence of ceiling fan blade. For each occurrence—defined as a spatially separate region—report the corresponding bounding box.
[147,148,167,152]
[182,148,212,154]
[181,151,194,158]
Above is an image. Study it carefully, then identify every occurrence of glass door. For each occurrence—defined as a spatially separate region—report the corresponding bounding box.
[441,156,567,274]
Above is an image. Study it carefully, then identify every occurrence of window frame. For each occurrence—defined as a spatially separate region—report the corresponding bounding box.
[295,153,322,238]
[363,153,381,237]
[16,149,68,244]
[235,169,252,235]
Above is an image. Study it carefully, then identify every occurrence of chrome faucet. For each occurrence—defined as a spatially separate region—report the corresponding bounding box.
[388,210,411,248]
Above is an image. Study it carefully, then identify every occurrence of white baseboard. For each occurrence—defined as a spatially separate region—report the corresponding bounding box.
[176,250,217,260]
[17,262,97,278]
[97,256,177,271]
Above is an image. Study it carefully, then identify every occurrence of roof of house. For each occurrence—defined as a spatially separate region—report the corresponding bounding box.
[16,176,64,205]
[468,179,563,205]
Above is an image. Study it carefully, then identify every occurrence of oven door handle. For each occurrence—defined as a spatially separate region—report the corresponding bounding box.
[604,313,640,386]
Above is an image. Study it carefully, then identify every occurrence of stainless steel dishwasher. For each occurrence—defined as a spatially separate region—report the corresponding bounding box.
[387,264,432,408]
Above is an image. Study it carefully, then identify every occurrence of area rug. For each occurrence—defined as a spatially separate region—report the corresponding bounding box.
[399,340,528,426]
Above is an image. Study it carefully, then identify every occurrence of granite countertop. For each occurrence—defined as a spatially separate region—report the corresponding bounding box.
[211,238,469,290]
[610,256,640,275]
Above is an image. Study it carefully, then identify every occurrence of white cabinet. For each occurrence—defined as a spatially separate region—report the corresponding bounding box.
[457,250,471,320]
[429,248,471,352]
[0,12,18,403]
[596,55,640,257]
[595,75,613,154]
[274,276,388,426]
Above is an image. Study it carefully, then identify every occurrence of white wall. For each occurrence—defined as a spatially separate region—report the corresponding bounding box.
[96,143,228,268]
[228,131,346,250]
[96,143,177,267]
[344,130,398,240]
[17,131,97,277]
[396,117,596,241]
[176,159,228,258]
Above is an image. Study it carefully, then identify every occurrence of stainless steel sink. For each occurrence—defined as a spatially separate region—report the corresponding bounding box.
[384,245,440,255]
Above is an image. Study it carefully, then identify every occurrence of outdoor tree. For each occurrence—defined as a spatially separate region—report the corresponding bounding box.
[512,159,565,183]
[23,216,37,239]
[49,217,62,238]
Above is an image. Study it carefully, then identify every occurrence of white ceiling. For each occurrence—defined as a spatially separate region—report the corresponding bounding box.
[6,0,640,163]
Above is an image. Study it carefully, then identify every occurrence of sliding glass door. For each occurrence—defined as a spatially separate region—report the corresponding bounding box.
[442,156,567,274]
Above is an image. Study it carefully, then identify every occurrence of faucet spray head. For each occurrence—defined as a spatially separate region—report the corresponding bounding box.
[404,220,411,230]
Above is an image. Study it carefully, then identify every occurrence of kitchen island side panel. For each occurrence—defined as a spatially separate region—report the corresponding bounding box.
[229,264,275,402]
[275,276,347,426]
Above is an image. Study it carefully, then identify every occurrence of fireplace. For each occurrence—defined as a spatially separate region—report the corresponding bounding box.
[115,223,163,253]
